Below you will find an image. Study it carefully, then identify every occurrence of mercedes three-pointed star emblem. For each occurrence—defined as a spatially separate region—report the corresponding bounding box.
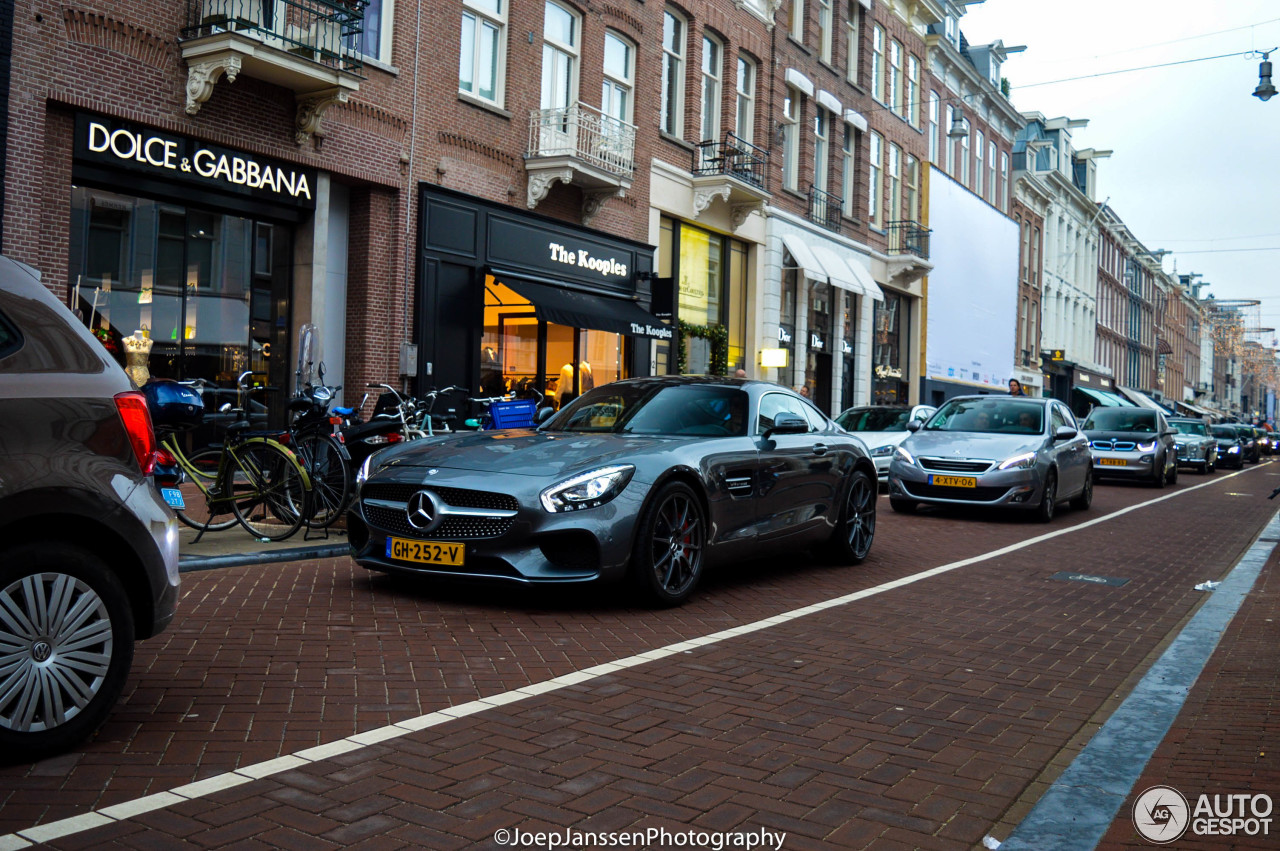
[406,490,444,532]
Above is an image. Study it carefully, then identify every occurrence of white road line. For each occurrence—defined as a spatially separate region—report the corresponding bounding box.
[2,464,1270,848]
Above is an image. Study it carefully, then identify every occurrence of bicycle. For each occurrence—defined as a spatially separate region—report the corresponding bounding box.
[285,363,352,530]
[157,371,312,542]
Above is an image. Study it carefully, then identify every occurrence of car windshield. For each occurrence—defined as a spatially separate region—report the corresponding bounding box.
[1169,420,1208,436]
[544,383,749,436]
[1082,408,1158,432]
[1211,425,1239,439]
[923,399,1044,434]
[836,407,911,432]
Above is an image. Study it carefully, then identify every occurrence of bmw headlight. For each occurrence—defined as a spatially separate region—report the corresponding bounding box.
[540,464,635,513]
[871,444,896,457]
[997,451,1037,471]
[1136,441,1157,452]
[894,445,916,465]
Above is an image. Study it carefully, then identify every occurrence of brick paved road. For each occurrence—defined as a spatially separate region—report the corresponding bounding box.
[1,462,1278,849]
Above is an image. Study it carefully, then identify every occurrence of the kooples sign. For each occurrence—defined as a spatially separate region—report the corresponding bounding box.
[548,242,628,278]
[74,115,316,209]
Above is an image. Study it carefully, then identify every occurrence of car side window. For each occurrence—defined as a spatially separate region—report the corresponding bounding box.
[0,308,21,361]
[1050,405,1068,432]
[758,392,812,434]
[800,402,829,432]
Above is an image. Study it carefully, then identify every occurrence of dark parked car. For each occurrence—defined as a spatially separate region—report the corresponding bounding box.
[0,254,179,759]
[349,376,879,605]
[1211,424,1249,469]
[1221,423,1262,463]
[1083,407,1178,486]
[1166,417,1217,474]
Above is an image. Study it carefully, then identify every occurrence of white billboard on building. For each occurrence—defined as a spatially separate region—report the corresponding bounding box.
[925,168,1019,391]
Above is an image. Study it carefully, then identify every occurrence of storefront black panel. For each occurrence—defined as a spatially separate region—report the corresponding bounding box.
[418,259,476,392]
[423,196,479,259]
[72,164,308,225]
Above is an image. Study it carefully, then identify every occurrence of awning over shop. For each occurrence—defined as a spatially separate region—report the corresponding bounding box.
[498,276,674,340]
[1117,385,1175,415]
[780,234,828,286]
[824,249,885,302]
[1077,387,1135,408]
[1174,399,1214,418]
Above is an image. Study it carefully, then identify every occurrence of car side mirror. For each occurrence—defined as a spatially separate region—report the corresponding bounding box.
[1163,430,1176,437]
[535,405,556,426]
[765,412,809,438]
[1054,425,1078,441]
[906,419,922,432]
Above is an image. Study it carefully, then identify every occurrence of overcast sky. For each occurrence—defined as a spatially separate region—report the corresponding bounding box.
[958,0,1280,341]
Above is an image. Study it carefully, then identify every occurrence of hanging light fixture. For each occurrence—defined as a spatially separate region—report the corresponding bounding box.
[1255,49,1277,102]
[947,104,971,139]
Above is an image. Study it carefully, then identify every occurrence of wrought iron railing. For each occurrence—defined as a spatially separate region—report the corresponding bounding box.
[808,185,841,233]
[527,102,636,179]
[182,0,364,73]
[886,220,931,258]
[692,132,769,190]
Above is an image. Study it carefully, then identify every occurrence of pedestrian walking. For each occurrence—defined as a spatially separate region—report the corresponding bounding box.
[1008,378,1027,396]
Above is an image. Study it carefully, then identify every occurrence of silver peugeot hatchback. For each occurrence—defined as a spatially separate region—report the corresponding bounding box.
[887,395,1093,522]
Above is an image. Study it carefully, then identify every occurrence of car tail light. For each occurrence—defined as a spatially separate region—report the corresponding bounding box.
[154,447,176,467]
[114,391,158,475]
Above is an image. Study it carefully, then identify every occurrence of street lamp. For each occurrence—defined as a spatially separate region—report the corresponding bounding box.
[947,105,970,139]
[1255,49,1277,102]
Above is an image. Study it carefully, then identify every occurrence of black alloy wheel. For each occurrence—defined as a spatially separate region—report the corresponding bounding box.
[1153,459,1167,488]
[828,469,876,563]
[0,543,135,759]
[1035,470,1057,523]
[1070,469,1093,511]
[631,482,706,606]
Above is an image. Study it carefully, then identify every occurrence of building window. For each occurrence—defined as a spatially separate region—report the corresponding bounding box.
[944,105,955,175]
[869,131,883,227]
[888,143,901,221]
[871,25,885,104]
[460,0,505,105]
[817,0,833,64]
[661,9,686,137]
[841,127,856,218]
[700,35,722,144]
[928,92,939,163]
[845,1,860,84]
[541,1,579,112]
[790,0,805,43]
[988,140,998,204]
[974,129,985,197]
[782,88,801,192]
[602,31,634,128]
[905,154,919,223]
[735,56,756,145]
[814,107,830,195]
[960,126,970,185]
[888,39,903,116]
[351,0,394,64]
[906,55,920,128]
[999,151,1010,210]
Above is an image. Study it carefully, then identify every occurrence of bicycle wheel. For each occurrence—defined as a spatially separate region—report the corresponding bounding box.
[173,447,240,532]
[296,432,351,528]
[229,441,308,541]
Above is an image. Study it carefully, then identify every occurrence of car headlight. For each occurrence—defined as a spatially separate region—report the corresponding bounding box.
[997,451,1037,471]
[871,444,896,457]
[1228,445,1241,454]
[1136,441,1157,452]
[540,464,635,513]
[894,445,916,465]
[356,454,376,486]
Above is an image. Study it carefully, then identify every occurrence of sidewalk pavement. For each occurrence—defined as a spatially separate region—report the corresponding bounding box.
[176,522,351,571]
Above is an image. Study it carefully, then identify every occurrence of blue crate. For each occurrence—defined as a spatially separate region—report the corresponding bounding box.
[487,398,538,429]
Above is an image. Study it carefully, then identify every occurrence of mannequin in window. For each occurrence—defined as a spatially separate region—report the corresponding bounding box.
[556,360,593,408]
[123,329,153,387]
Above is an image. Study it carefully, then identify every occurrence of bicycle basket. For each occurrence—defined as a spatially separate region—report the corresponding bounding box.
[487,398,538,429]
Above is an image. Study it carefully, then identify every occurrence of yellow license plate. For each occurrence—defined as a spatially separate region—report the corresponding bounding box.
[929,475,976,488]
[386,537,465,566]
[1100,458,1127,466]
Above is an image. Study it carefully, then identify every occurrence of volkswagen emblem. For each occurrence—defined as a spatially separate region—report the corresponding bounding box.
[31,641,52,663]
[406,490,444,532]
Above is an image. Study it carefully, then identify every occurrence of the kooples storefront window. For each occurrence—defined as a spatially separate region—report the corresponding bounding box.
[68,114,313,437]
[872,290,910,404]
[659,218,747,374]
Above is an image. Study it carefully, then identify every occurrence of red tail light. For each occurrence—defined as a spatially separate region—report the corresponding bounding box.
[154,447,176,466]
[114,391,158,475]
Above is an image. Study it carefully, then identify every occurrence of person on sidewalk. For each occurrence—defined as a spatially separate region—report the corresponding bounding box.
[1008,378,1027,396]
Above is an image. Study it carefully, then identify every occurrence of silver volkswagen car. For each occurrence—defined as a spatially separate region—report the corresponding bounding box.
[887,395,1092,522]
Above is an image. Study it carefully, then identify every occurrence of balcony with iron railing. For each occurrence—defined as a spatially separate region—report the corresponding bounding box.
[180,0,364,143]
[886,220,931,259]
[525,102,635,222]
[808,185,842,234]
[687,132,771,224]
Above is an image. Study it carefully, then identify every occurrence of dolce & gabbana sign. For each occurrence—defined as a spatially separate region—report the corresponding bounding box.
[74,114,316,209]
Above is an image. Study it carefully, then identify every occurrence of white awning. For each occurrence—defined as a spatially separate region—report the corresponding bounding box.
[780,234,827,285]
[843,108,869,133]
[808,244,860,293]
[843,255,884,302]
[1117,385,1175,414]
[784,68,815,98]
[816,90,843,115]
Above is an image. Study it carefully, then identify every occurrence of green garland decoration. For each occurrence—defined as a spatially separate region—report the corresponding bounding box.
[676,320,729,375]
